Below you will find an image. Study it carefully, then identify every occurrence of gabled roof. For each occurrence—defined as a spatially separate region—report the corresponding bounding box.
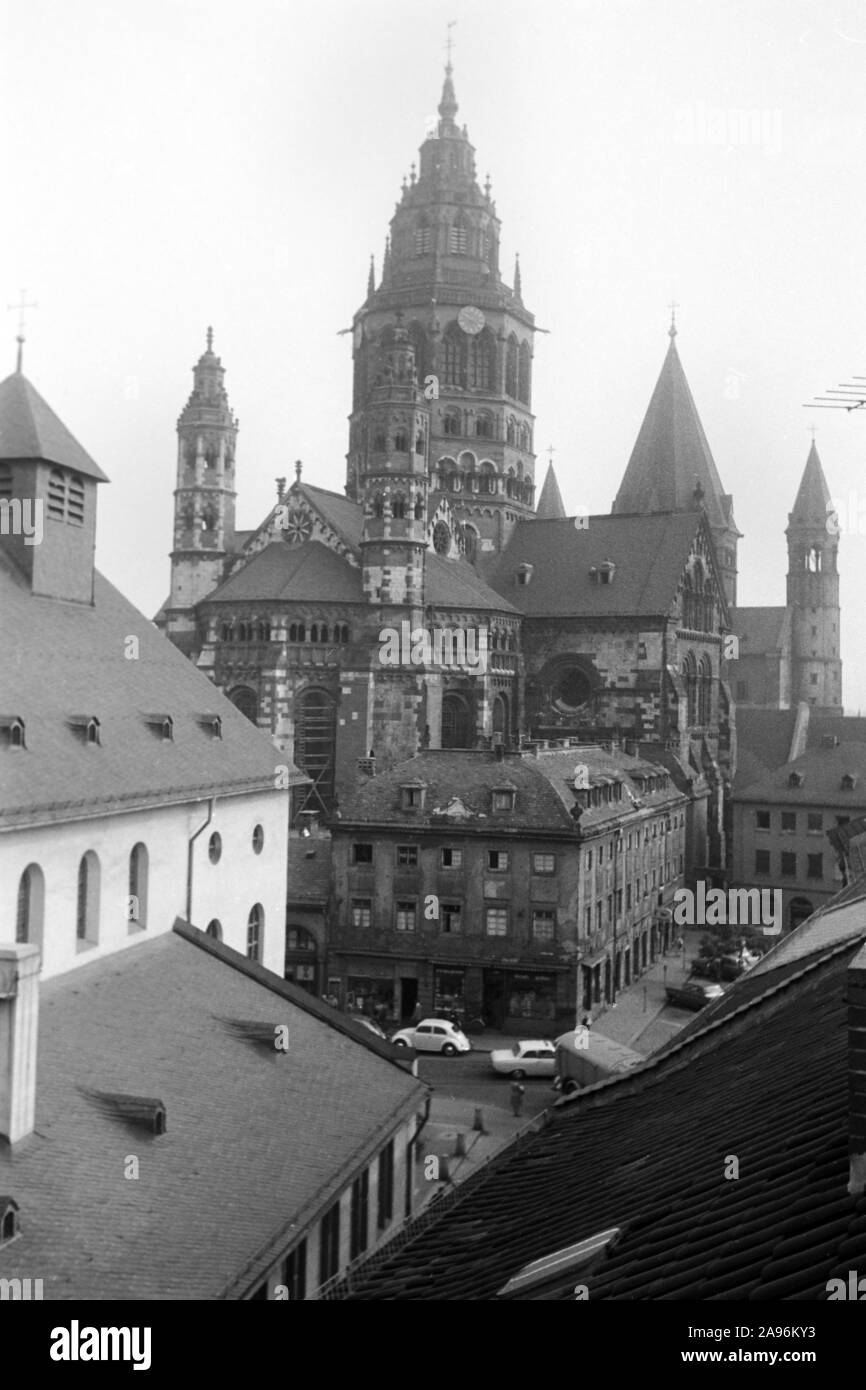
[0,926,427,1299]
[732,707,799,788]
[789,441,832,527]
[295,482,364,549]
[535,463,566,520]
[612,336,734,534]
[425,552,518,613]
[0,372,108,481]
[487,511,712,619]
[207,540,363,605]
[730,604,792,655]
[0,553,304,828]
[339,932,866,1300]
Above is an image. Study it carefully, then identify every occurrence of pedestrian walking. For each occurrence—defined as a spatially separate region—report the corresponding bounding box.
[510,1080,525,1118]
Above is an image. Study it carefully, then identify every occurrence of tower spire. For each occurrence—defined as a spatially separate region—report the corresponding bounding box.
[367,255,375,299]
[7,290,38,374]
[439,21,459,125]
[514,253,522,300]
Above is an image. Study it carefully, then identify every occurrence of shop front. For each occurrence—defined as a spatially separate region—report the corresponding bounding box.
[482,967,566,1036]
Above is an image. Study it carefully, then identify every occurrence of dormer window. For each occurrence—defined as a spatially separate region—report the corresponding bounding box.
[401,783,426,810]
[788,771,804,788]
[591,559,616,585]
[69,716,101,746]
[841,773,857,790]
[0,715,25,750]
[492,787,516,813]
[145,714,174,741]
[198,714,222,740]
[516,563,534,587]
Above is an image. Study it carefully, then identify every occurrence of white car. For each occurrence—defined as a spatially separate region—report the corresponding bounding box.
[490,1039,556,1078]
[391,1018,471,1055]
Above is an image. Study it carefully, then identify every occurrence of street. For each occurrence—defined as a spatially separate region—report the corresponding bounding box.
[417,1050,556,1121]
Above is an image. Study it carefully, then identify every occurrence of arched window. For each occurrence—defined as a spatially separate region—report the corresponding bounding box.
[698,655,713,727]
[443,409,461,437]
[518,341,531,404]
[319,624,329,643]
[681,574,694,629]
[480,465,497,495]
[505,469,516,499]
[408,320,428,382]
[806,546,822,572]
[310,623,320,643]
[414,497,425,521]
[683,652,698,727]
[392,494,407,519]
[219,622,233,642]
[373,494,384,518]
[505,335,518,397]
[462,524,478,563]
[339,624,350,643]
[229,687,258,723]
[449,215,469,255]
[414,217,432,255]
[703,580,714,631]
[394,430,408,453]
[518,422,531,452]
[415,431,425,456]
[374,431,387,452]
[206,920,222,940]
[475,411,494,439]
[16,865,44,946]
[506,417,517,445]
[442,693,473,749]
[467,330,494,390]
[76,851,100,946]
[492,693,509,741]
[443,324,465,387]
[128,843,148,929]
[247,904,264,962]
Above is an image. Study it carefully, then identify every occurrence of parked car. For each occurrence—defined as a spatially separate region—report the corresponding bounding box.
[665,980,725,1011]
[390,1018,472,1055]
[693,948,761,982]
[490,1040,556,1078]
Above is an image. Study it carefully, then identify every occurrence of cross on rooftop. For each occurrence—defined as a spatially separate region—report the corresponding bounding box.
[668,299,679,338]
[445,19,457,67]
[7,289,38,373]
[547,444,555,467]
[808,424,818,439]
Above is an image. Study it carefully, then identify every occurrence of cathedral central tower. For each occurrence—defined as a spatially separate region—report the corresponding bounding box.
[346,62,537,560]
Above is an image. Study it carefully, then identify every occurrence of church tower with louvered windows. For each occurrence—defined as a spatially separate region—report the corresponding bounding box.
[166,329,238,656]
[346,60,537,561]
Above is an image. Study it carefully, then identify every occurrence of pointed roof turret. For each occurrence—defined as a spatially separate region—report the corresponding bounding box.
[367,255,375,300]
[789,439,831,527]
[513,253,522,301]
[438,60,459,128]
[536,463,566,520]
[0,372,108,481]
[612,326,734,534]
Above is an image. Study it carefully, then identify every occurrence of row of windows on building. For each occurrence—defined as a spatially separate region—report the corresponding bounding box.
[351,821,684,874]
[435,462,534,503]
[183,441,234,470]
[249,1137,400,1297]
[753,850,826,880]
[347,858,683,939]
[753,808,851,832]
[15,826,266,946]
[412,216,494,261]
[440,411,532,452]
[219,621,351,645]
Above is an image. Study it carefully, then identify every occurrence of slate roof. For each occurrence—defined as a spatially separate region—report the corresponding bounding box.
[790,441,831,526]
[611,337,735,535]
[338,931,866,1300]
[807,715,866,750]
[730,605,792,654]
[0,926,427,1299]
[0,372,109,481]
[337,747,683,835]
[535,463,566,520]
[732,708,799,790]
[487,511,706,618]
[0,551,305,828]
[734,740,866,806]
[297,482,364,549]
[206,540,363,605]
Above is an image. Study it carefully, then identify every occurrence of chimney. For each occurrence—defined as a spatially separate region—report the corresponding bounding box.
[848,941,866,1194]
[0,943,40,1145]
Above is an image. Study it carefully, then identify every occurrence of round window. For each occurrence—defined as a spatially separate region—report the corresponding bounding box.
[553,669,592,712]
[252,824,264,854]
[433,521,451,555]
[208,831,222,864]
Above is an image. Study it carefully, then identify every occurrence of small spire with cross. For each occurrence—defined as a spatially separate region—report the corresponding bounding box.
[206,325,214,352]
[8,289,38,373]
[808,424,818,441]
[668,299,679,340]
[547,444,555,468]
[294,459,303,483]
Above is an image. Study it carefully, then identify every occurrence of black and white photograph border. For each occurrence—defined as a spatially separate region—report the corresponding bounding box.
[1,0,866,1349]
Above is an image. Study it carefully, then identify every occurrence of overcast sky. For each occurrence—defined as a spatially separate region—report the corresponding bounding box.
[3,0,866,707]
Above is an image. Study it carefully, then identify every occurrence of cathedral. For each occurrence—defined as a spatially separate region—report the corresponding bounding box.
[157,59,839,882]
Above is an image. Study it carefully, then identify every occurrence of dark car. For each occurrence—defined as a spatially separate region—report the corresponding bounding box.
[665,980,725,1011]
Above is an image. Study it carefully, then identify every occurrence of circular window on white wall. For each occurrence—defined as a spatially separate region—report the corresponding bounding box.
[208,832,222,864]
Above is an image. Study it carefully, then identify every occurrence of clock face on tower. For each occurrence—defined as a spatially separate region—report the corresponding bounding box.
[457,305,485,335]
